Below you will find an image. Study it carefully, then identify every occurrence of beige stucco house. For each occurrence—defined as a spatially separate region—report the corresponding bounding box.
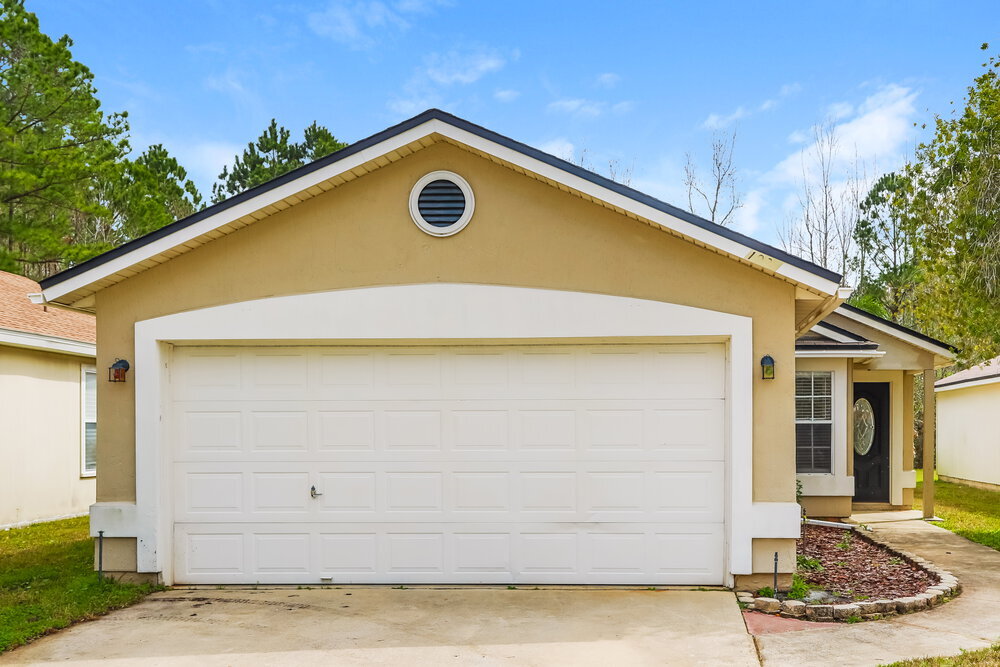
[34,110,946,588]
[935,358,1000,490]
[1,270,97,528]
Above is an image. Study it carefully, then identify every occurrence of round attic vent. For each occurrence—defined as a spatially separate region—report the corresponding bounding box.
[409,171,475,236]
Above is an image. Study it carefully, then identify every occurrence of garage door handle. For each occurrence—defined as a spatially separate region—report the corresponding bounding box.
[310,485,323,499]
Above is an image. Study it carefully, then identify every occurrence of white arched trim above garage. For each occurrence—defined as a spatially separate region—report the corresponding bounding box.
[90,284,798,585]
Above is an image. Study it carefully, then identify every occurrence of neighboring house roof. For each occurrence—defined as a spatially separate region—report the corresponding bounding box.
[936,357,1000,392]
[37,109,845,311]
[0,270,95,357]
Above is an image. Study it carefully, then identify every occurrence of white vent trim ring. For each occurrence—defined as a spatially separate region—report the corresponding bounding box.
[408,170,475,237]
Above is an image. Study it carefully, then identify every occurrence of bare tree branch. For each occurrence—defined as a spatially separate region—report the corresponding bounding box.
[685,129,742,226]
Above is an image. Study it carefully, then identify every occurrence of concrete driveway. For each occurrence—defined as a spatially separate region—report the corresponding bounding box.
[0,588,758,666]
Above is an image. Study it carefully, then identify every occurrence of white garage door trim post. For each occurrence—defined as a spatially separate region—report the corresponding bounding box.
[110,284,790,585]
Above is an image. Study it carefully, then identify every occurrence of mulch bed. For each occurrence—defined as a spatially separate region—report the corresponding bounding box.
[797,524,938,601]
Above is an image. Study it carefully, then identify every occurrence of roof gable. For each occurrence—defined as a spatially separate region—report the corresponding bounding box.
[39,109,843,309]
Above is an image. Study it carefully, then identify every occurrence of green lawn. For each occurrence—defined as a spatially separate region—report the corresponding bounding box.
[0,517,159,653]
[914,472,1000,551]
[882,643,1000,666]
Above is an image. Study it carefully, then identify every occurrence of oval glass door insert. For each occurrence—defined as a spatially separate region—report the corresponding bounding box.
[854,398,875,455]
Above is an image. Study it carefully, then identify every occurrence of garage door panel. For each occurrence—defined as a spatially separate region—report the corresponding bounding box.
[319,533,378,573]
[176,408,244,455]
[248,352,309,396]
[175,462,722,524]
[250,411,309,451]
[173,399,722,462]
[316,472,377,512]
[174,523,725,584]
[179,471,244,516]
[317,410,376,450]
[171,343,727,585]
[170,350,242,401]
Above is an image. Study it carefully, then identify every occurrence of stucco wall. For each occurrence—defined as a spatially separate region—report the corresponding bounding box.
[93,141,801,572]
[938,383,1000,487]
[0,346,95,527]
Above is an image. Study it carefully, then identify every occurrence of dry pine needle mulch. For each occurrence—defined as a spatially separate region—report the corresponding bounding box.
[797,524,938,600]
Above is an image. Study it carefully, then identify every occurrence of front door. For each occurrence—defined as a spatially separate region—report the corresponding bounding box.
[853,382,890,502]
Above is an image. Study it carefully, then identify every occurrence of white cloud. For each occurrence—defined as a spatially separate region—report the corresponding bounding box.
[735,83,920,248]
[702,106,747,130]
[540,138,575,161]
[780,82,803,97]
[204,68,248,96]
[387,93,441,116]
[787,129,809,144]
[612,100,635,114]
[424,49,505,85]
[494,89,520,102]
[631,156,688,208]
[308,0,445,49]
[202,68,262,112]
[731,189,764,236]
[388,45,509,117]
[705,84,800,129]
[596,72,620,89]
[769,83,917,187]
[827,101,854,120]
[547,98,605,118]
[393,0,452,12]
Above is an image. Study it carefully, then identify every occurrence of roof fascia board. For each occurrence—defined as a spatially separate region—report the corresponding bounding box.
[811,323,861,344]
[0,327,96,358]
[42,113,842,303]
[834,306,954,359]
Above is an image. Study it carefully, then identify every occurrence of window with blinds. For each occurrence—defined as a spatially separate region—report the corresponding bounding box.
[82,367,96,476]
[795,371,833,473]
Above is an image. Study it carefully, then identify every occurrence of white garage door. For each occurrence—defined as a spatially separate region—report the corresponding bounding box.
[171,343,726,585]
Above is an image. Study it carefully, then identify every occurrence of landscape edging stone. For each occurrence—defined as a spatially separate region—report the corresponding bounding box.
[738,525,960,623]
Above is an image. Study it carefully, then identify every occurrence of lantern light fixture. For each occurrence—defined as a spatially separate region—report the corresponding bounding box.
[760,354,775,380]
[109,358,130,383]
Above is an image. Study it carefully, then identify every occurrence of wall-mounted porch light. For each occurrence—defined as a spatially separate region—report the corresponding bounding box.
[109,358,130,383]
[760,354,775,380]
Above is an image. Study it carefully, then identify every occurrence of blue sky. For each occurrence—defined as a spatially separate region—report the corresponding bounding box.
[31,0,994,246]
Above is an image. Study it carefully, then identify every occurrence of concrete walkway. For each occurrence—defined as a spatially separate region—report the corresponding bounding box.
[755,518,1000,666]
[0,588,758,666]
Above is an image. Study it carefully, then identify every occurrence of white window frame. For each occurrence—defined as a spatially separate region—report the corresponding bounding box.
[795,370,834,474]
[795,359,855,496]
[81,364,97,477]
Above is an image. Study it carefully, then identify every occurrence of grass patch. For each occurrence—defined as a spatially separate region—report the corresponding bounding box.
[881,643,1000,666]
[0,517,159,653]
[915,475,1000,551]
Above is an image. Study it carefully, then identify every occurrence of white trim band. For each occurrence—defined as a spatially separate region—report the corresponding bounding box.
[105,283,794,585]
